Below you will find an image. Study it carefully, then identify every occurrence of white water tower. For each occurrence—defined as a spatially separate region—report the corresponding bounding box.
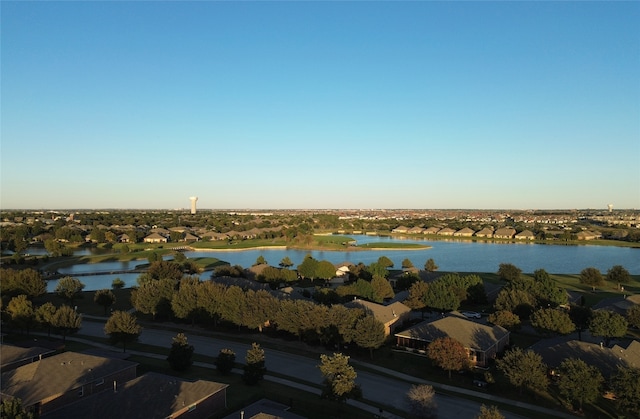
[189,196,198,214]
[607,203,613,213]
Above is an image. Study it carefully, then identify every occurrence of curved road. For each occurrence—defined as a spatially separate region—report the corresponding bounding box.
[76,319,572,419]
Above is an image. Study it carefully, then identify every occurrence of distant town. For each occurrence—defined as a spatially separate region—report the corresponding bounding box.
[1,207,639,419]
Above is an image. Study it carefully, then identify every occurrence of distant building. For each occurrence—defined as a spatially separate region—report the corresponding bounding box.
[189,196,198,214]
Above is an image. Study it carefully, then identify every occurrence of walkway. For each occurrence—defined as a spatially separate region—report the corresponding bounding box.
[62,315,577,419]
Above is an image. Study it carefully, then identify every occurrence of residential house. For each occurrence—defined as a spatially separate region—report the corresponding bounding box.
[436,227,456,236]
[592,294,640,316]
[423,226,441,235]
[346,299,411,336]
[394,312,510,367]
[1,351,138,417]
[515,230,536,240]
[143,232,168,244]
[0,344,56,372]
[474,227,494,238]
[44,372,228,419]
[183,232,200,242]
[117,234,130,243]
[576,230,602,240]
[392,226,410,234]
[407,226,425,234]
[531,338,640,378]
[493,227,516,239]
[453,227,475,237]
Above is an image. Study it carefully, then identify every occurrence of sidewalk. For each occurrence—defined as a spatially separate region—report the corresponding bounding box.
[73,316,576,418]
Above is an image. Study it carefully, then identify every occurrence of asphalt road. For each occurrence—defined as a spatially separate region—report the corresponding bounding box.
[77,319,537,419]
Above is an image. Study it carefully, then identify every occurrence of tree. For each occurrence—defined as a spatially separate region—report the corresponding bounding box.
[497,263,521,282]
[494,288,536,320]
[568,304,593,341]
[318,353,361,402]
[215,348,236,375]
[35,301,57,337]
[626,305,640,329]
[171,277,201,325]
[487,310,521,331]
[279,256,294,269]
[0,397,37,419]
[316,260,337,280]
[530,308,575,336]
[406,384,437,419]
[377,256,394,268]
[557,358,603,410]
[297,254,318,279]
[112,278,125,289]
[54,276,85,304]
[606,265,631,288]
[475,405,505,419]
[589,310,628,346]
[579,267,604,288]
[104,310,142,352]
[405,281,429,315]
[6,295,35,334]
[427,337,469,379]
[352,315,386,359]
[402,258,414,269]
[424,258,438,272]
[610,366,640,416]
[131,277,175,320]
[496,347,548,394]
[147,260,183,281]
[425,280,460,312]
[254,255,267,266]
[52,305,82,343]
[93,289,116,315]
[243,342,266,385]
[167,332,194,372]
[14,268,46,300]
[371,275,394,302]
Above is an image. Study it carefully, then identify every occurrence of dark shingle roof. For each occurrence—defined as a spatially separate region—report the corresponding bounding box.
[395,313,509,351]
[1,352,138,407]
[45,372,228,419]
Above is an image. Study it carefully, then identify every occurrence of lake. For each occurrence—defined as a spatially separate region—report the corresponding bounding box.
[47,235,639,291]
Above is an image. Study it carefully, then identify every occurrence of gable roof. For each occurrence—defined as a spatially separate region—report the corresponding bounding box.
[531,338,640,377]
[395,313,509,352]
[345,299,411,325]
[0,344,56,371]
[44,372,229,419]
[1,352,138,407]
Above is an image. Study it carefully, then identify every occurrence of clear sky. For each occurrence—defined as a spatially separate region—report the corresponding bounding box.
[2,1,639,210]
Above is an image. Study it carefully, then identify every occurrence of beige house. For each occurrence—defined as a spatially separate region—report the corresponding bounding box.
[436,227,456,236]
[515,230,536,240]
[576,230,601,240]
[346,299,411,336]
[493,227,516,239]
[394,312,510,367]
[453,227,475,237]
[474,227,494,238]
[143,232,168,243]
[423,226,441,235]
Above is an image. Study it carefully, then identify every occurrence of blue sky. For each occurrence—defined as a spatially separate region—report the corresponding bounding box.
[2,1,639,210]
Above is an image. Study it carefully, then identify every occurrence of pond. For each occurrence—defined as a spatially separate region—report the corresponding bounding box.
[43,235,639,291]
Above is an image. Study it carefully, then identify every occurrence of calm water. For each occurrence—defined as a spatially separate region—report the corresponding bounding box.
[45,236,639,291]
